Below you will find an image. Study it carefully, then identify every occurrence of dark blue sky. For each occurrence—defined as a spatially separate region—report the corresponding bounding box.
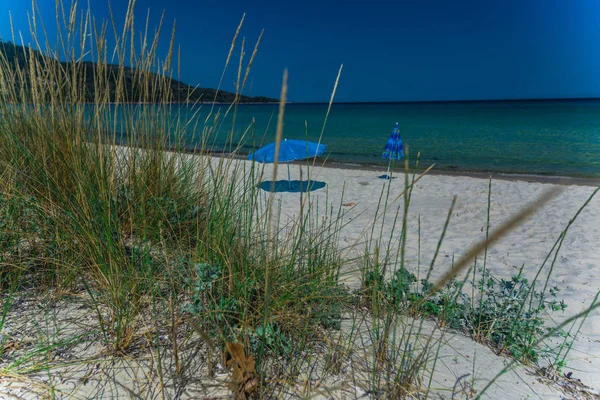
[1,0,599,102]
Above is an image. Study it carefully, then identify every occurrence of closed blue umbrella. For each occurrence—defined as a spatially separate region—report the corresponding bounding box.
[248,139,327,188]
[381,122,404,179]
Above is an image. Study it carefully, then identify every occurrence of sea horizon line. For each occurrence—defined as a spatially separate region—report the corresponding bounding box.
[282,96,600,105]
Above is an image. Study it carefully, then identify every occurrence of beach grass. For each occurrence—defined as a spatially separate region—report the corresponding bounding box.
[0,1,599,399]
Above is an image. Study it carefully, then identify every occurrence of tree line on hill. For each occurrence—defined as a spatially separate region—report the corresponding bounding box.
[0,40,277,104]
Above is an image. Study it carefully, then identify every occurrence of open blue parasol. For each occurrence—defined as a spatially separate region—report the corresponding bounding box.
[248,139,327,188]
[381,122,404,179]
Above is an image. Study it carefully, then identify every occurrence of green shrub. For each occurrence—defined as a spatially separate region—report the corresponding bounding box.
[364,265,567,363]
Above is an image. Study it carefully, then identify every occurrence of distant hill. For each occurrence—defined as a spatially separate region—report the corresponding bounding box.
[0,41,278,104]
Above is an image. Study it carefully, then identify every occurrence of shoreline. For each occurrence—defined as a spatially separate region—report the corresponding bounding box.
[203,150,600,187]
[323,161,600,187]
[108,137,600,186]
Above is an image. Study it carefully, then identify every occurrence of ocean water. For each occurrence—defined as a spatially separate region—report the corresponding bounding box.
[115,100,600,178]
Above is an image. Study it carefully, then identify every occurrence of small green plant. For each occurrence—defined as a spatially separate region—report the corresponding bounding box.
[248,323,292,356]
[184,257,346,357]
[363,265,567,364]
[471,267,566,362]
[310,284,345,330]
[184,262,224,315]
[388,267,417,305]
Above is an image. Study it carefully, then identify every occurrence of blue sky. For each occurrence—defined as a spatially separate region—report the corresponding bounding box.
[1,0,599,102]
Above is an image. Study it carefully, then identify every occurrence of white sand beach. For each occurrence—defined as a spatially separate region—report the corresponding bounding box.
[254,160,600,390]
[2,152,599,399]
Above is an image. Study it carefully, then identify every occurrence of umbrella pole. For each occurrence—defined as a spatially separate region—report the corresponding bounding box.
[386,158,392,179]
[287,163,291,189]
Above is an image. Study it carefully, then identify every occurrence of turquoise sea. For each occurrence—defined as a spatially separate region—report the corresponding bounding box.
[117,99,600,178]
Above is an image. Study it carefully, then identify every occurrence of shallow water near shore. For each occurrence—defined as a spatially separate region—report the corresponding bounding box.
[114,99,600,178]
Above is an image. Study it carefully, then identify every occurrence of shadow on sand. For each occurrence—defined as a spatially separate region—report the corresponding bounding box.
[377,174,397,180]
[258,180,327,193]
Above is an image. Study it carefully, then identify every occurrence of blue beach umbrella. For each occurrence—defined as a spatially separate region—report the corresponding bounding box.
[381,122,404,179]
[248,139,327,188]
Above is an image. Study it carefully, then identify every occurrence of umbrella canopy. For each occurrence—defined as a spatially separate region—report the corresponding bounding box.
[248,139,327,189]
[380,123,405,179]
[382,122,404,160]
[248,139,327,163]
